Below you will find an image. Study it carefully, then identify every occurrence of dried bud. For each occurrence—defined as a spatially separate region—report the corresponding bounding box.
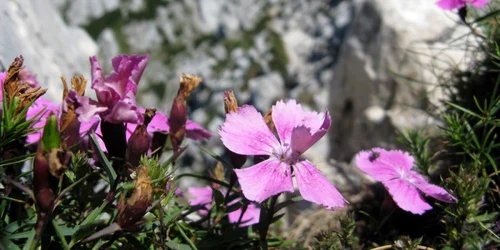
[178,73,202,99]
[3,56,46,114]
[60,76,86,148]
[126,108,156,168]
[168,73,202,152]
[223,90,246,168]
[169,96,187,152]
[223,89,238,113]
[263,109,275,133]
[116,166,153,228]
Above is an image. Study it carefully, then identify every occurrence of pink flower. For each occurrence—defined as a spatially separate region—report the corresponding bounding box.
[90,54,148,124]
[436,0,489,10]
[25,98,101,144]
[219,100,347,210]
[126,108,212,142]
[187,186,260,227]
[355,148,457,215]
[66,90,107,122]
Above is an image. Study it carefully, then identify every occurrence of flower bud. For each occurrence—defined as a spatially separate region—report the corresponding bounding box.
[33,145,56,213]
[126,108,156,168]
[168,73,202,152]
[169,95,187,152]
[223,89,246,168]
[116,166,153,228]
[223,89,238,113]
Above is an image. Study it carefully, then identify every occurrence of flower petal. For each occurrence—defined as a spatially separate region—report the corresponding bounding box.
[187,186,213,216]
[228,203,260,227]
[436,0,464,10]
[186,120,212,140]
[90,56,111,104]
[411,173,457,203]
[68,91,108,122]
[290,111,331,156]
[272,100,326,146]
[220,105,279,156]
[294,160,347,209]
[105,54,149,97]
[104,92,143,124]
[383,178,432,215]
[470,0,489,7]
[234,159,294,202]
[355,148,413,182]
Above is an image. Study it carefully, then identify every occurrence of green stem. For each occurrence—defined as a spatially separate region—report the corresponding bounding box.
[175,222,198,250]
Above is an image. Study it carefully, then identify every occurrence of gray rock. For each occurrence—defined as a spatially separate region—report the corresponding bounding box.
[329,0,473,161]
[96,28,119,69]
[123,21,163,52]
[0,0,98,101]
[248,72,285,111]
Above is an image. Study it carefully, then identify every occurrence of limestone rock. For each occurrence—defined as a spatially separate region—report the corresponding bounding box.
[0,0,98,101]
[329,0,472,161]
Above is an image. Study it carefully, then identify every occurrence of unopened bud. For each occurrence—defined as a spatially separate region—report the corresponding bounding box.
[33,144,55,213]
[168,73,202,152]
[169,95,187,152]
[126,108,156,168]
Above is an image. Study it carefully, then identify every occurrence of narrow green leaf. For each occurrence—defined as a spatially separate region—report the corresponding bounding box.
[52,221,69,250]
[0,237,21,250]
[89,132,116,185]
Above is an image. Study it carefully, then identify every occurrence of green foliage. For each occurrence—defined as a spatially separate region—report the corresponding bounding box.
[313,213,360,250]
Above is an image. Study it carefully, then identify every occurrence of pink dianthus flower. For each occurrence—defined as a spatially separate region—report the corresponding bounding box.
[355,148,456,215]
[90,54,148,124]
[219,100,347,210]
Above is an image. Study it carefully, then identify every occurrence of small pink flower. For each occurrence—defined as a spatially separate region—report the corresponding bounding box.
[90,54,148,124]
[219,100,347,210]
[355,148,457,215]
[187,186,260,227]
[436,0,489,10]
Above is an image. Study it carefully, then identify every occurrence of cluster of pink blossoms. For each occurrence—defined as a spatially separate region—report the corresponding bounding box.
[218,100,456,214]
[1,54,458,219]
[0,55,211,150]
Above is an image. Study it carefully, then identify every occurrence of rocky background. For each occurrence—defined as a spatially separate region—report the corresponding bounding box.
[0,0,474,227]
